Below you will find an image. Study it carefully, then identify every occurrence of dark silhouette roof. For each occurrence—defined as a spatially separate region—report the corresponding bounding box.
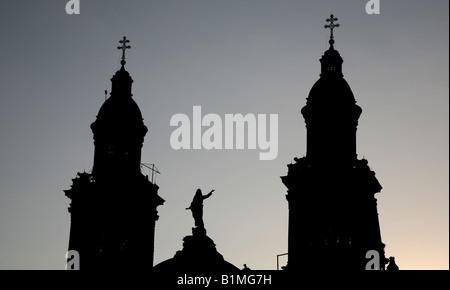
[96,94,144,125]
[307,76,356,106]
[153,231,240,274]
[91,66,147,137]
[305,43,357,106]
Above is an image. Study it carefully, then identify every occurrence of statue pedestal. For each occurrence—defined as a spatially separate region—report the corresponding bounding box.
[192,226,207,236]
[153,227,239,273]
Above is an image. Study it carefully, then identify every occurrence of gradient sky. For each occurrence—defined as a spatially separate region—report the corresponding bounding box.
[0,0,448,270]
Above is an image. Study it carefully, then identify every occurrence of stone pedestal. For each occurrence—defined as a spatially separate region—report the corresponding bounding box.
[153,227,239,274]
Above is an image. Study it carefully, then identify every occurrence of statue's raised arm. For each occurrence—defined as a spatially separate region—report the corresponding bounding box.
[203,189,214,200]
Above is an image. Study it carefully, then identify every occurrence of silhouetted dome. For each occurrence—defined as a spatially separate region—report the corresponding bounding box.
[97,95,144,125]
[306,76,356,106]
[305,45,357,106]
[302,45,362,123]
[90,66,147,137]
[91,95,147,135]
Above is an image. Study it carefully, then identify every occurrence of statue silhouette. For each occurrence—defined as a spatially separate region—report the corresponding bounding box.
[186,189,214,230]
[153,188,239,274]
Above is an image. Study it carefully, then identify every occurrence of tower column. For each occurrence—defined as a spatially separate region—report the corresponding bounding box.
[65,37,164,270]
[281,15,386,271]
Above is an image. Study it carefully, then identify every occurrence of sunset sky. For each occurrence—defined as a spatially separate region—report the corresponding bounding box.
[0,0,448,270]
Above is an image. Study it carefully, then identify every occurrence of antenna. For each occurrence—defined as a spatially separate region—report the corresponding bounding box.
[141,163,161,184]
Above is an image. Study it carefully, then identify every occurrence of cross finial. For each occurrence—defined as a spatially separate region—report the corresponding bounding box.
[117,36,131,67]
[324,14,340,47]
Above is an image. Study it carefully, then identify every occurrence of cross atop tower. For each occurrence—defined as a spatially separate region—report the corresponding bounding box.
[117,36,131,67]
[324,14,340,47]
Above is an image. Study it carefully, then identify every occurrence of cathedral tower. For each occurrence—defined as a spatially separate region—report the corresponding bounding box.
[281,16,386,271]
[64,37,164,269]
